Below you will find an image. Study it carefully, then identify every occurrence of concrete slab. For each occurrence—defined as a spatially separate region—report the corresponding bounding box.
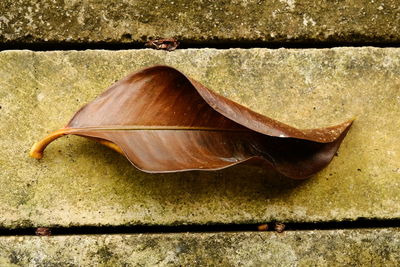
[0,48,399,227]
[1,0,400,44]
[0,229,399,266]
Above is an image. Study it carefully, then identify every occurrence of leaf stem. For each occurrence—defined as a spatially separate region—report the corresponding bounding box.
[30,128,69,159]
[30,128,125,159]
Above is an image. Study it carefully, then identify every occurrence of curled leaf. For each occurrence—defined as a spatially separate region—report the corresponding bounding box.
[30,65,353,179]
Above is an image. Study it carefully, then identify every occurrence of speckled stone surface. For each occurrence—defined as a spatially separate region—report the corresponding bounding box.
[1,0,400,44]
[0,229,399,266]
[0,48,399,227]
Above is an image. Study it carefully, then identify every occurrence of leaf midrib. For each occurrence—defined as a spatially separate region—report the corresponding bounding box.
[68,125,251,132]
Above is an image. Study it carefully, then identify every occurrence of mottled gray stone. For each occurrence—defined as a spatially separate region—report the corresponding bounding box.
[0,48,399,228]
[0,229,399,266]
[1,0,400,44]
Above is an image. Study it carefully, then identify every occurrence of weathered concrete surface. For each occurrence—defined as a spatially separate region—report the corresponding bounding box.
[0,229,399,266]
[0,48,399,227]
[1,0,400,44]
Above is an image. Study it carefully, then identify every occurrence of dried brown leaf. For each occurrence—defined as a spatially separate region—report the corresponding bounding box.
[30,65,353,179]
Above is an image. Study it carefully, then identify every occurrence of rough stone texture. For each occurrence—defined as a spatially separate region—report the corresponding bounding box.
[0,229,399,266]
[1,0,400,45]
[0,48,399,227]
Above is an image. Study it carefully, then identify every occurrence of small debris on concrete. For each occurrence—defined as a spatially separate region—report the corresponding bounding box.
[257,224,269,231]
[35,227,51,236]
[145,38,180,51]
[274,223,285,233]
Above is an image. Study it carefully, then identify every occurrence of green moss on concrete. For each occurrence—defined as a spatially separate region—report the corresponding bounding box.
[0,229,399,266]
[0,48,399,228]
[1,0,400,44]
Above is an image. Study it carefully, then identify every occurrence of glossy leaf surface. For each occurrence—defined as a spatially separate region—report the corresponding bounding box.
[30,65,353,179]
